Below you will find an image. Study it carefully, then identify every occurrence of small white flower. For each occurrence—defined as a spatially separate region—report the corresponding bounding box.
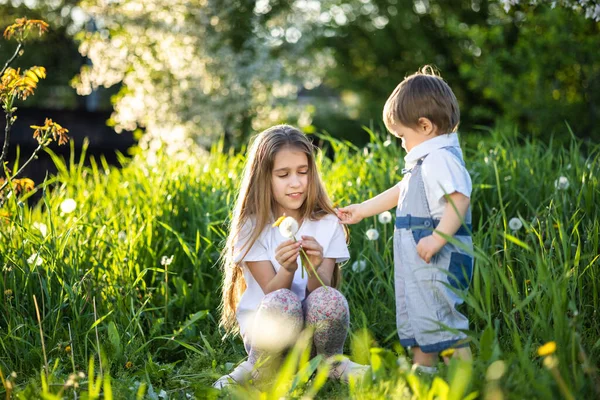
[351,259,367,273]
[378,211,392,224]
[366,228,380,241]
[27,253,43,266]
[33,222,48,238]
[279,216,299,238]
[161,255,174,266]
[554,176,569,190]
[508,217,523,231]
[118,231,127,242]
[60,198,77,214]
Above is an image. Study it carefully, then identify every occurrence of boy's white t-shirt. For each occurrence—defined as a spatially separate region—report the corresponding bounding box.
[234,213,350,336]
[400,133,472,219]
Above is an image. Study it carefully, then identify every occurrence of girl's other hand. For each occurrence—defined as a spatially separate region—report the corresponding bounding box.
[299,235,323,270]
[275,239,301,273]
[336,204,364,224]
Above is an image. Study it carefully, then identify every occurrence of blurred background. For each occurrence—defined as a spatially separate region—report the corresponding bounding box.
[1,0,599,176]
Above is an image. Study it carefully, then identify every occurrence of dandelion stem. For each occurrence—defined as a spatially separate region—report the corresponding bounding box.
[93,297,104,377]
[33,294,48,382]
[294,235,327,288]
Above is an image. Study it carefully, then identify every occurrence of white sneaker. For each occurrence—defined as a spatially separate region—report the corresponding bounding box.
[329,358,370,383]
[212,360,254,390]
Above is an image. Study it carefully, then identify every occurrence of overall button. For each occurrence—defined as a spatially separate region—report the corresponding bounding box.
[423,220,431,227]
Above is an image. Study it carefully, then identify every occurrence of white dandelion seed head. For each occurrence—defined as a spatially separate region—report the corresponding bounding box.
[60,198,77,214]
[378,211,392,224]
[351,259,367,273]
[248,309,301,353]
[554,176,569,190]
[161,255,174,266]
[279,216,299,238]
[508,217,523,231]
[366,228,380,241]
[118,231,127,242]
[27,253,43,267]
[33,222,48,238]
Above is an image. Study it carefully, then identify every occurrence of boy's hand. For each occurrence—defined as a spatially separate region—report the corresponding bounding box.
[336,204,364,224]
[299,235,323,270]
[416,234,446,263]
[275,239,301,273]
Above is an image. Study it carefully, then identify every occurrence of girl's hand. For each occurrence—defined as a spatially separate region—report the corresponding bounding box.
[299,235,323,270]
[416,234,446,263]
[336,204,364,224]
[275,239,301,273]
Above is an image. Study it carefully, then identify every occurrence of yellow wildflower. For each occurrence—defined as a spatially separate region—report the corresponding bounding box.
[4,289,13,296]
[538,341,556,357]
[272,215,286,228]
[125,361,133,369]
[65,345,71,353]
[440,348,455,358]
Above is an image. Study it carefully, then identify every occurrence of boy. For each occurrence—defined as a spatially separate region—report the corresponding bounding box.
[338,66,473,371]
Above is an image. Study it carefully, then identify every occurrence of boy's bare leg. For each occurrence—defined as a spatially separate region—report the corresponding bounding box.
[411,346,438,367]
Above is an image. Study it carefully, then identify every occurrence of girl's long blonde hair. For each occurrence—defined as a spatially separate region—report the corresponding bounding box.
[220,125,344,335]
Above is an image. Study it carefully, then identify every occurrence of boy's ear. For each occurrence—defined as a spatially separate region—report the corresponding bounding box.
[417,117,436,136]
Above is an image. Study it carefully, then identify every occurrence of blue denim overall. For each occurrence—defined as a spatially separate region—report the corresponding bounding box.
[393,146,473,353]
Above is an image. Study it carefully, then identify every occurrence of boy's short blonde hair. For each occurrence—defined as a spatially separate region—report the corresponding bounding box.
[383,65,460,135]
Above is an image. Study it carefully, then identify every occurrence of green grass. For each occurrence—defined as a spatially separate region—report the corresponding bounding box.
[0,127,598,398]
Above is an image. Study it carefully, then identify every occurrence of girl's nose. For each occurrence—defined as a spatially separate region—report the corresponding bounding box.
[290,174,301,186]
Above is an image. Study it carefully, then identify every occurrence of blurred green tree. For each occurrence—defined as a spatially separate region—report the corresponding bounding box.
[72,0,336,154]
[311,0,599,142]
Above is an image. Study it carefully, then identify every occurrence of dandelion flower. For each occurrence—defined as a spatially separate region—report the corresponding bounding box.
[366,228,380,241]
[543,355,559,369]
[508,217,523,231]
[278,216,299,239]
[554,176,569,190]
[440,348,455,358]
[4,289,13,296]
[27,252,43,266]
[125,361,133,369]
[118,231,127,242]
[161,255,174,266]
[272,215,286,227]
[60,198,77,214]
[538,341,556,357]
[485,360,506,381]
[378,211,392,224]
[351,259,367,273]
[65,345,71,353]
[33,222,48,237]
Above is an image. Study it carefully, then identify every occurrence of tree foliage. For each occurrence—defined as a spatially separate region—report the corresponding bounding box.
[73,0,336,153]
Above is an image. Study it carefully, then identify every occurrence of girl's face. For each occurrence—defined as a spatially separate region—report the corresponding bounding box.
[271,146,309,220]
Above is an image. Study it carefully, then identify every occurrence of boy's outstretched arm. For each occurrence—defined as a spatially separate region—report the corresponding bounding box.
[337,185,399,224]
[416,192,470,263]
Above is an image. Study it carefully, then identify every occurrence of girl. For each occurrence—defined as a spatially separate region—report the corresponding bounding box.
[213,125,369,389]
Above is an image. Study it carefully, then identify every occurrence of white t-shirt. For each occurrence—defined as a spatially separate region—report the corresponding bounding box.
[234,213,350,336]
[400,133,472,219]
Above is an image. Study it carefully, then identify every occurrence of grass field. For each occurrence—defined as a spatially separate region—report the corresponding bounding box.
[0,127,598,399]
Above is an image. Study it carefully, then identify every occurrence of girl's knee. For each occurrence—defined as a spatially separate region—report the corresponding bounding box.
[305,287,349,321]
[261,289,302,313]
[308,287,347,306]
